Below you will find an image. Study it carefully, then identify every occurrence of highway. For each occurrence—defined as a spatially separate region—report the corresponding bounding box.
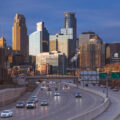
[0,81,104,120]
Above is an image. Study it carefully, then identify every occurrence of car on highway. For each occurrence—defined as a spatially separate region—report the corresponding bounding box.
[16,101,25,108]
[110,86,114,89]
[54,92,60,96]
[53,81,56,84]
[75,92,82,98]
[54,87,58,91]
[26,101,36,109]
[113,87,119,92]
[40,100,48,106]
[85,83,88,87]
[31,96,38,102]
[100,85,104,88]
[29,98,36,103]
[1,110,13,118]
[63,85,70,89]
[47,87,52,91]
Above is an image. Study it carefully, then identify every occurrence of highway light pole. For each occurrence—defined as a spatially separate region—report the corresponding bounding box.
[106,73,109,98]
[62,54,65,75]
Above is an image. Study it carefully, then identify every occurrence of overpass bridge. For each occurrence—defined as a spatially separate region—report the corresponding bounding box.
[26,75,78,81]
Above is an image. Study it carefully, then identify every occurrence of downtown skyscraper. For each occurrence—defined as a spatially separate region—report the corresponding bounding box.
[61,12,76,41]
[29,22,49,56]
[61,12,77,54]
[12,14,28,56]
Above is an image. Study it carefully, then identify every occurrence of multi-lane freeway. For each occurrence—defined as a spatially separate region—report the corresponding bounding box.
[0,80,104,120]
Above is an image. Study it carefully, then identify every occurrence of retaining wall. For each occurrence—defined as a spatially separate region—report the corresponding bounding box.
[0,87,26,107]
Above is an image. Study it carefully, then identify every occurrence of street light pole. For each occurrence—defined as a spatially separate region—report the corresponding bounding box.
[106,73,109,97]
[62,54,65,75]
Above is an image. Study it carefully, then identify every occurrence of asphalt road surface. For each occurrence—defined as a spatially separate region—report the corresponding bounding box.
[0,81,104,120]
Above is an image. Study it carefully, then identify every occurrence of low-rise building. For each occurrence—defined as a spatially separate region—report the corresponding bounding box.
[36,51,65,74]
[105,43,120,64]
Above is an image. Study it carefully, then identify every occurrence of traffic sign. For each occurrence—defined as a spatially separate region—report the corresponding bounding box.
[111,72,120,79]
[99,73,107,79]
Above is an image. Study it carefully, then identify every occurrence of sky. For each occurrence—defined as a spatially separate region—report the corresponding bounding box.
[0,0,120,45]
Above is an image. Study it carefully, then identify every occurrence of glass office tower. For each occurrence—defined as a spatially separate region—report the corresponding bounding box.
[61,12,76,41]
[29,22,49,56]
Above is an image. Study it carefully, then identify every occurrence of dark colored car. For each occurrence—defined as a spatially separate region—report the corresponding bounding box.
[75,92,82,98]
[16,101,25,108]
[47,87,52,91]
[41,100,48,106]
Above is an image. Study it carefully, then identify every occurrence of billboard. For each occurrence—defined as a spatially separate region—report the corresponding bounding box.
[80,71,99,83]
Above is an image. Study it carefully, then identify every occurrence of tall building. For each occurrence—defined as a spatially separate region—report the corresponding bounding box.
[12,14,28,56]
[50,34,74,67]
[49,12,77,67]
[79,32,97,45]
[79,32,105,69]
[29,22,49,56]
[0,36,6,48]
[61,12,76,41]
[61,12,76,52]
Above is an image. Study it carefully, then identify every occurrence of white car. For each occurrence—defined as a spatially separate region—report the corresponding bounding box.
[54,92,60,96]
[1,110,13,118]
[26,101,36,109]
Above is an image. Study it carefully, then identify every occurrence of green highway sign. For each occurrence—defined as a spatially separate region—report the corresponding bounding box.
[111,72,120,79]
[99,73,107,79]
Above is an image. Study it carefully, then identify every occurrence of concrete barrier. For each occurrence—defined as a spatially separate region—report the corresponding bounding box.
[67,83,110,120]
[0,87,26,107]
[112,112,120,120]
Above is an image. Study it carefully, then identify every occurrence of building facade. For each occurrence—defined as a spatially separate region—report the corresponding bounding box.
[0,47,12,84]
[49,34,74,66]
[12,14,28,56]
[105,43,120,64]
[29,22,49,56]
[0,36,7,48]
[36,51,65,74]
[61,12,76,52]
[61,12,76,41]
[79,32,105,69]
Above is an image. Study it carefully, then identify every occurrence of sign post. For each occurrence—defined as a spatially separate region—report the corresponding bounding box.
[99,73,108,97]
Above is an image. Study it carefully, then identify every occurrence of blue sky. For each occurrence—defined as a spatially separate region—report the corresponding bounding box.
[0,0,120,45]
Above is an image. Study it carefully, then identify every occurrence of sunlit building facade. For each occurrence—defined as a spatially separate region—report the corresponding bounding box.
[36,51,65,74]
[50,34,74,67]
[12,14,28,56]
[79,32,105,69]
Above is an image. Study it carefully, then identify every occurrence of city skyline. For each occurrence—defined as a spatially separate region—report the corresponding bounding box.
[0,0,120,45]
